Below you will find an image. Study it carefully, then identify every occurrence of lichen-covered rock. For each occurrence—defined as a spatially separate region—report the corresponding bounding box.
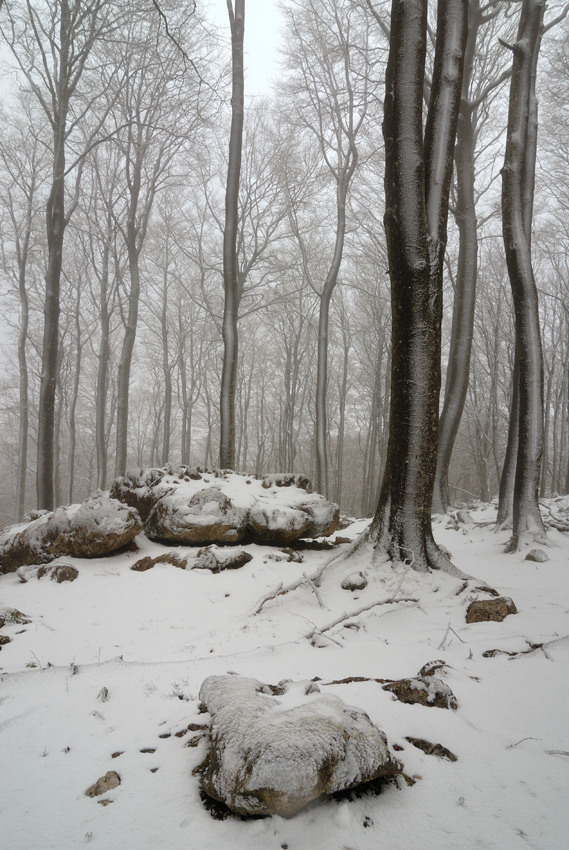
[85,771,121,797]
[382,676,457,710]
[247,503,313,546]
[0,493,142,574]
[198,675,401,818]
[0,607,31,628]
[146,487,248,545]
[193,547,253,572]
[110,467,339,548]
[131,552,188,571]
[37,564,79,583]
[466,597,517,623]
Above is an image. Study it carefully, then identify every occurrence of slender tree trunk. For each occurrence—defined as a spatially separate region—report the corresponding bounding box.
[369,0,467,575]
[14,186,34,522]
[161,254,171,466]
[37,94,67,510]
[115,166,142,477]
[433,5,479,512]
[67,283,82,503]
[219,0,245,470]
[95,216,111,490]
[501,0,547,550]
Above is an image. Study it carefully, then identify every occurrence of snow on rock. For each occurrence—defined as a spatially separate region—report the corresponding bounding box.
[382,675,458,710]
[0,492,142,573]
[466,596,517,623]
[198,674,401,818]
[110,467,339,547]
[146,487,249,545]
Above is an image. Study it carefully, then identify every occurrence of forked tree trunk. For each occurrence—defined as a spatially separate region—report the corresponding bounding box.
[369,0,467,574]
[501,0,547,550]
[219,0,245,470]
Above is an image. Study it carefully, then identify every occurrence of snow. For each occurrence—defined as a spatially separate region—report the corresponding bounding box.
[1,503,568,848]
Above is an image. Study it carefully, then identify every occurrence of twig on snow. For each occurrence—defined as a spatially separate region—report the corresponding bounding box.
[302,572,328,610]
[303,596,418,644]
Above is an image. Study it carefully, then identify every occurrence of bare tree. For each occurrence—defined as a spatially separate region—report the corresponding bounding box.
[1,0,116,509]
[367,0,468,573]
[280,0,378,496]
[219,0,245,469]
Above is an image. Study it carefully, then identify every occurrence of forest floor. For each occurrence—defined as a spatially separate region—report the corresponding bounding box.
[1,504,568,850]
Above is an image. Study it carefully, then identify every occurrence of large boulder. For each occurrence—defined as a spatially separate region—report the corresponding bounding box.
[110,467,339,547]
[0,492,142,574]
[145,487,248,545]
[198,675,401,818]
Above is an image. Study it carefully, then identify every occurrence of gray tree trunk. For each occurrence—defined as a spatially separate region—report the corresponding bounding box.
[501,0,547,551]
[219,0,245,470]
[369,0,467,574]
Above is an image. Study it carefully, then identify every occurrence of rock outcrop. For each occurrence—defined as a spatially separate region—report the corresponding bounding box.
[110,467,339,548]
[0,492,142,574]
[198,674,401,818]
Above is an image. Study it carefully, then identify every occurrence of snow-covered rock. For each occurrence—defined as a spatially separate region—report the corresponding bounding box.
[382,675,458,710]
[110,467,339,547]
[198,674,401,818]
[466,596,517,623]
[0,492,142,573]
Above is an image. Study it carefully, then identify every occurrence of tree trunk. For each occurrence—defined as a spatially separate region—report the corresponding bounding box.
[369,0,467,575]
[95,214,112,491]
[67,283,82,504]
[219,0,245,470]
[501,0,547,550]
[433,2,480,513]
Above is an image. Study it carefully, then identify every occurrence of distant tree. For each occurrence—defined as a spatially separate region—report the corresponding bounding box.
[219,0,245,470]
[1,0,115,509]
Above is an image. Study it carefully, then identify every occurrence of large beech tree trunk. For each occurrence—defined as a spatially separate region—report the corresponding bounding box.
[368,0,467,574]
[501,0,547,550]
[219,0,245,470]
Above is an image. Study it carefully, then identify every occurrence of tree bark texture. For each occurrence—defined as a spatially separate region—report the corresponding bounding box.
[219,0,245,470]
[36,1,70,510]
[432,0,481,513]
[501,0,547,550]
[369,0,467,574]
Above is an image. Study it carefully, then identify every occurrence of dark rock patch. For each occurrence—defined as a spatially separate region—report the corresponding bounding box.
[382,676,457,710]
[466,597,517,623]
[405,737,457,761]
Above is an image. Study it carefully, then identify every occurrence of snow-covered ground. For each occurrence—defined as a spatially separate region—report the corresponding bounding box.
[1,506,568,850]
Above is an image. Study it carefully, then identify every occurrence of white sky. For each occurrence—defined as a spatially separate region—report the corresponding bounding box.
[206,0,283,96]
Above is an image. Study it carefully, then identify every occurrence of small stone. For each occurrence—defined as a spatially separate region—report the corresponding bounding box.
[341,572,367,591]
[193,547,253,573]
[85,771,121,797]
[456,511,471,524]
[335,536,353,545]
[404,736,457,761]
[140,748,156,754]
[0,635,11,646]
[466,597,517,623]
[111,752,123,759]
[51,564,79,583]
[131,557,155,571]
[98,799,113,806]
[525,549,549,563]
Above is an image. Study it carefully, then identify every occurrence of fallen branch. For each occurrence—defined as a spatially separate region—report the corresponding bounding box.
[302,572,328,610]
[303,596,418,643]
[483,634,569,660]
[252,546,348,614]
